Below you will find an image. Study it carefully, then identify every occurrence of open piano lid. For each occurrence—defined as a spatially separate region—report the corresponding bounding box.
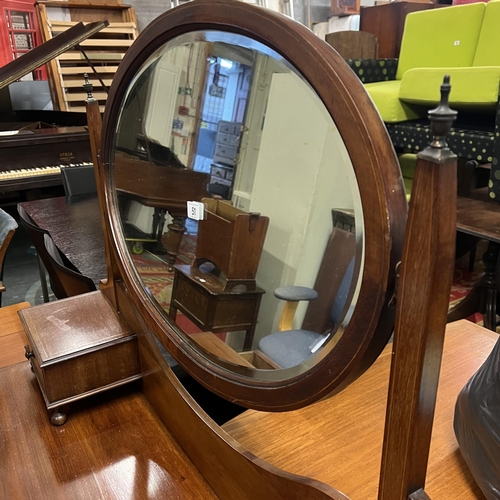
[0,21,109,91]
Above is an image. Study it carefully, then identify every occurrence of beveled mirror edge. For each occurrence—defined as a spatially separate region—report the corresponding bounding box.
[100,0,407,411]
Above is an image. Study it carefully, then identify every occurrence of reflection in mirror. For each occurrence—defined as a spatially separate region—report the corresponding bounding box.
[111,31,364,379]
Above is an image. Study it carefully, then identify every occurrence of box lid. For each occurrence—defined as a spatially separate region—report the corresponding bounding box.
[19,291,132,363]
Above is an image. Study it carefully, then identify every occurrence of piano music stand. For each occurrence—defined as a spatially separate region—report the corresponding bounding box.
[0,21,108,90]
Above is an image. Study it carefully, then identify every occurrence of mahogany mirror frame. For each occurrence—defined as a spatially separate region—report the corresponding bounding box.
[99,0,407,411]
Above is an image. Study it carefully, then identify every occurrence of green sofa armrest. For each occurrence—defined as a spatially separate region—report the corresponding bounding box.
[346,58,398,84]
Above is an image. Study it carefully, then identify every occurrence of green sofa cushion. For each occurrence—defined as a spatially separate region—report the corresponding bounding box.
[365,80,423,123]
[396,3,485,80]
[399,66,500,109]
[398,154,416,201]
[399,153,417,180]
[473,1,500,66]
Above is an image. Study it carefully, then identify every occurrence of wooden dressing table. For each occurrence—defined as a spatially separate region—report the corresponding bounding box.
[2,1,492,498]
[0,319,494,498]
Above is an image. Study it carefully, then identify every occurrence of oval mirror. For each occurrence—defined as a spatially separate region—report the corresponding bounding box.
[101,0,407,411]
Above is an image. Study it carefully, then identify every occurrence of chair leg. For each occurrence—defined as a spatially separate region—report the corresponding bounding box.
[37,255,50,303]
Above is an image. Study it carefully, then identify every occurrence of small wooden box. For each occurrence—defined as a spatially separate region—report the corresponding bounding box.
[19,291,141,424]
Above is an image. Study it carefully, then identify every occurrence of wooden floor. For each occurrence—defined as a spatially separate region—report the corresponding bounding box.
[0,301,30,368]
[223,320,496,500]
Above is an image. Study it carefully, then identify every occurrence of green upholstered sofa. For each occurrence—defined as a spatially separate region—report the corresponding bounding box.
[347,1,500,200]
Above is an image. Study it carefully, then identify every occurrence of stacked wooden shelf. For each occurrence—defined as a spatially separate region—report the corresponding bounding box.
[36,1,139,112]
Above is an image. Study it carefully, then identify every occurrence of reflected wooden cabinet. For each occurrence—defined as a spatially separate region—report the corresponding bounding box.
[170,198,269,350]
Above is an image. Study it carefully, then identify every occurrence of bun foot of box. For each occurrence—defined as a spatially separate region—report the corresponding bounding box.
[50,411,67,426]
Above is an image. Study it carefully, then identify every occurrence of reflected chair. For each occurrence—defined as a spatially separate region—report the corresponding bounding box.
[258,258,355,369]
[61,164,96,199]
[0,209,18,307]
[258,216,356,369]
[43,234,96,298]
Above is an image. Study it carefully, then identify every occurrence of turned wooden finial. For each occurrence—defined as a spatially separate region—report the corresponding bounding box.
[83,73,96,103]
[422,75,458,158]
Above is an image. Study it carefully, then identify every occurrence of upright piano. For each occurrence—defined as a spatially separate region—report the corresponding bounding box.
[0,22,108,204]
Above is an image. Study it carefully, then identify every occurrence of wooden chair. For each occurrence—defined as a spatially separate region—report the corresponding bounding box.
[18,204,63,301]
[0,209,17,307]
[43,234,96,298]
[61,164,97,199]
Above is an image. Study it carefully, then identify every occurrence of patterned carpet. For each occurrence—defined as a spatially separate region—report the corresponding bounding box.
[131,235,209,335]
[449,265,484,325]
[133,236,485,331]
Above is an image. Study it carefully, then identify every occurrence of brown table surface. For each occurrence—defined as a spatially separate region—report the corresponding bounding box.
[457,194,500,243]
[19,195,106,287]
[0,361,217,499]
[223,320,498,500]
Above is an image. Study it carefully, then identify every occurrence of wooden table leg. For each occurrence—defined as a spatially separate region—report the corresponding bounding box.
[448,241,499,331]
[163,216,187,271]
[152,208,168,255]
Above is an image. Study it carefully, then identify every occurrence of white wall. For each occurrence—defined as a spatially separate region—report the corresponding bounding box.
[247,72,357,341]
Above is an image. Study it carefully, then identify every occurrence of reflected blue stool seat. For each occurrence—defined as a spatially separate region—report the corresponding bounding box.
[259,330,322,369]
[258,258,355,369]
[274,286,318,301]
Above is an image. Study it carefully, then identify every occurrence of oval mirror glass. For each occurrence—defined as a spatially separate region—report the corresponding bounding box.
[110,30,364,380]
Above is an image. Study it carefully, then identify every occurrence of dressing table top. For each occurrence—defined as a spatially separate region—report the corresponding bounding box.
[0,361,218,499]
[223,320,495,500]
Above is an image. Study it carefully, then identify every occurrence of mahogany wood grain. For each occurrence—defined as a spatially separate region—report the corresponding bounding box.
[379,141,457,498]
[190,332,255,368]
[196,198,269,282]
[85,93,118,293]
[223,320,493,500]
[0,362,218,500]
[0,302,30,368]
[169,264,264,350]
[19,291,141,410]
[19,291,131,362]
[326,31,378,59]
[114,151,210,214]
[136,313,348,500]
[19,196,106,287]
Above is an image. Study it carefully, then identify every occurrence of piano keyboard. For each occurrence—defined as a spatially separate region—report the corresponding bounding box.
[0,162,93,181]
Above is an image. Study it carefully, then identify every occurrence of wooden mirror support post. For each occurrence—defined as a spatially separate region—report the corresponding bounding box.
[84,73,118,302]
[379,76,458,500]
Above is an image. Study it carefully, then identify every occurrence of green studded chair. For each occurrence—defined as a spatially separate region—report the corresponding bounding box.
[346,1,500,200]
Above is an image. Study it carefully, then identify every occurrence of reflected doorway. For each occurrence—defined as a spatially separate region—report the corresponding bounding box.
[193,55,253,201]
